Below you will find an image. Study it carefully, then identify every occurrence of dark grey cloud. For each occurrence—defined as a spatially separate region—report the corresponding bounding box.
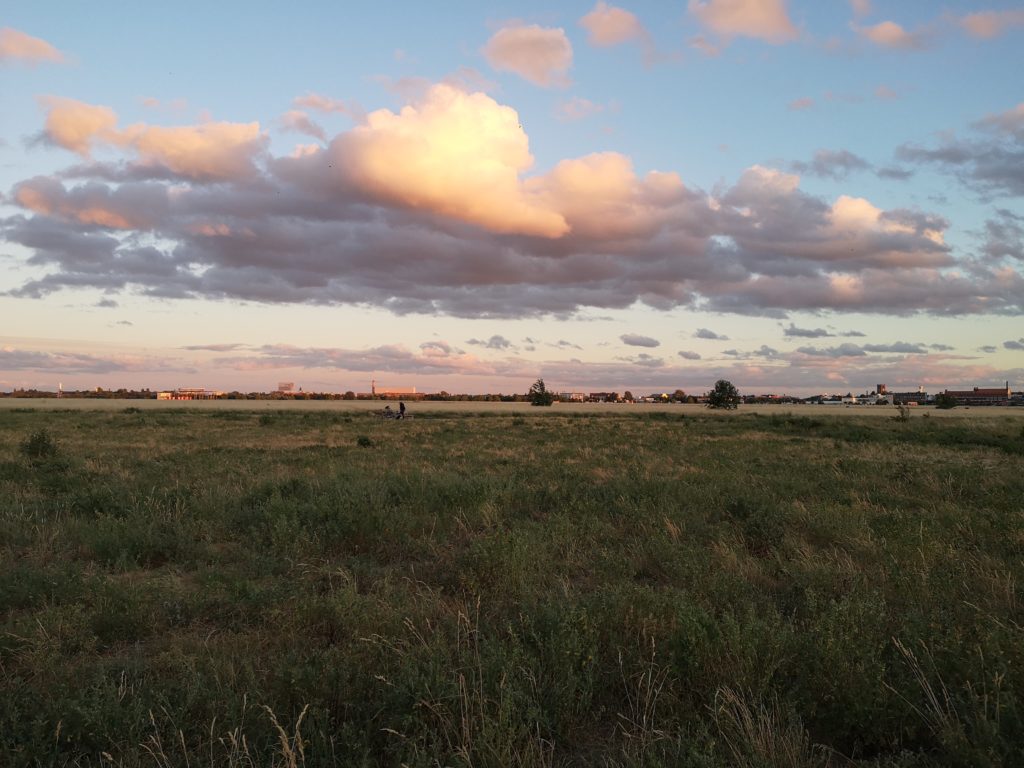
[466,335,512,350]
[694,328,728,340]
[897,104,1024,199]
[796,341,931,357]
[615,352,664,368]
[979,345,998,353]
[929,343,954,351]
[95,298,118,308]
[620,333,660,348]
[981,209,1024,261]
[876,166,914,181]
[782,323,832,338]
[1005,339,1024,351]
[791,149,871,180]
[677,350,701,360]
[722,345,780,359]
[181,343,249,352]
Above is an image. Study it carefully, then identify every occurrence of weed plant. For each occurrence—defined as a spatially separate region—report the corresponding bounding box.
[1,408,1023,766]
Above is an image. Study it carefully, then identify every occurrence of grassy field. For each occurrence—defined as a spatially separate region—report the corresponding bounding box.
[2,406,1024,766]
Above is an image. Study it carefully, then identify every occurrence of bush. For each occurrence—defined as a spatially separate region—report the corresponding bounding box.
[934,392,957,409]
[20,429,59,461]
[356,435,373,447]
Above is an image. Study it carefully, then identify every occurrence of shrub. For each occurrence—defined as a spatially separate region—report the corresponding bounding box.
[20,428,59,461]
[934,392,957,409]
[356,435,373,447]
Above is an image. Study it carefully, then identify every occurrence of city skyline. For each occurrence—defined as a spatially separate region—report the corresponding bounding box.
[2,1,1023,395]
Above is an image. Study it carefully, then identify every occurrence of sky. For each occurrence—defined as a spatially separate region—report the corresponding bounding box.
[1,0,1023,396]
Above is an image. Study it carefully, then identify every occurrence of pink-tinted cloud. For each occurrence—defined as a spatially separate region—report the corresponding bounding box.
[279,110,325,140]
[688,0,798,44]
[8,86,1022,323]
[849,0,871,19]
[293,92,366,122]
[788,96,815,111]
[0,27,65,65]
[326,84,568,237]
[855,20,928,50]
[38,97,266,181]
[483,24,572,87]
[579,2,654,60]
[118,121,265,181]
[555,97,605,122]
[39,97,119,156]
[959,10,1024,39]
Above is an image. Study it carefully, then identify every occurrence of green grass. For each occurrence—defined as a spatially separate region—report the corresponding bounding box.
[1,408,1023,766]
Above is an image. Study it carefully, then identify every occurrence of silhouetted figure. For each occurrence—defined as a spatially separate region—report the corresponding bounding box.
[383,405,393,418]
[398,401,406,419]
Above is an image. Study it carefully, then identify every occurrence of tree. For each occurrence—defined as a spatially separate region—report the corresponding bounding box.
[672,389,687,403]
[934,392,958,409]
[706,379,740,409]
[529,378,554,406]
[623,391,634,402]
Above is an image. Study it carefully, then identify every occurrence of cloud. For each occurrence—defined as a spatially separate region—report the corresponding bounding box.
[874,84,899,101]
[555,97,606,122]
[897,104,1024,197]
[38,97,267,181]
[791,149,871,180]
[688,0,798,44]
[978,345,997,353]
[981,209,1024,261]
[854,20,929,50]
[293,93,365,121]
[975,103,1024,141]
[466,335,513,350]
[787,97,815,111]
[694,328,728,340]
[0,27,65,65]
[279,110,325,141]
[1005,339,1024,351]
[38,97,119,156]
[678,350,702,360]
[797,341,931,357]
[0,347,193,374]
[181,343,249,352]
[483,24,572,87]
[849,0,871,19]
[322,84,568,237]
[959,10,1024,39]
[782,323,832,338]
[579,2,656,63]
[929,343,954,351]
[9,84,1024,322]
[621,333,660,348]
[723,345,780,359]
[580,2,648,46]
[616,352,664,367]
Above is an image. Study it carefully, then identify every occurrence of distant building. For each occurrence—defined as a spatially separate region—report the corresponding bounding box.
[158,388,224,400]
[588,392,616,402]
[558,392,586,402]
[942,384,1012,406]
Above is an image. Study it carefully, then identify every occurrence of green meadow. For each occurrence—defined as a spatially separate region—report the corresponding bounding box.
[2,407,1024,766]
